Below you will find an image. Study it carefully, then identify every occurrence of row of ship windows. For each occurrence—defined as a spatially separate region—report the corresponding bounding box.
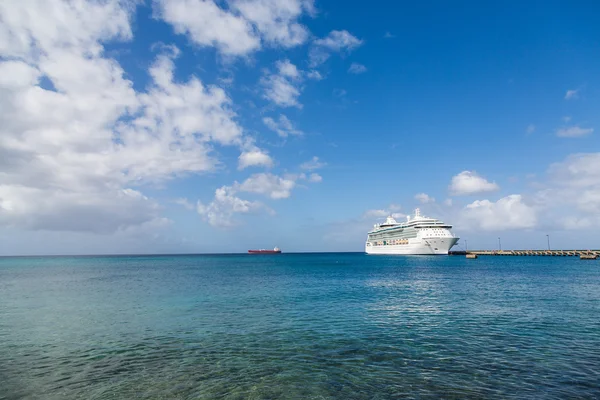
[372,239,409,246]
[369,236,417,241]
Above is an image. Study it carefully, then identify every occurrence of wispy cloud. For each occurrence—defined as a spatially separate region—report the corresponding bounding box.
[348,62,367,74]
[263,114,303,137]
[526,124,535,134]
[300,156,326,171]
[309,30,363,67]
[556,126,593,138]
[415,193,435,204]
[383,31,395,39]
[565,89,579,100]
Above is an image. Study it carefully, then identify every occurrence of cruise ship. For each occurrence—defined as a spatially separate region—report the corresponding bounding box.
[365,208,459,255]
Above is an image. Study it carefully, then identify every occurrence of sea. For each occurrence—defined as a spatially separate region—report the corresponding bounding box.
[1,253,599,399]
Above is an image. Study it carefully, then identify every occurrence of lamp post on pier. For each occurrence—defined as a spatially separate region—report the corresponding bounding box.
[498,237,501,251]
[465,239,468,252]
[546,234,550,250]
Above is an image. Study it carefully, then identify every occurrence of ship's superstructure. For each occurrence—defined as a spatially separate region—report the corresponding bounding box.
[248,247,281,254]
[365,208,459,255]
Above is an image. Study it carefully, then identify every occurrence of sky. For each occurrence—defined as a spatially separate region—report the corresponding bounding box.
[1,0,600,255]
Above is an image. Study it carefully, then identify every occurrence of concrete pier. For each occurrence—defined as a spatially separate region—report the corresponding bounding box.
[450,250,600,257]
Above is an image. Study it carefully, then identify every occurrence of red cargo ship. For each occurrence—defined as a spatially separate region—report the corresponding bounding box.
[248,247,281,254]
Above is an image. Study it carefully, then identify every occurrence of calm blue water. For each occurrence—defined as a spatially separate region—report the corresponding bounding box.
[1,253,599,399]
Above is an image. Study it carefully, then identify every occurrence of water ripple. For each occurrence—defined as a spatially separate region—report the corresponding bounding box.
[1,254,599,399]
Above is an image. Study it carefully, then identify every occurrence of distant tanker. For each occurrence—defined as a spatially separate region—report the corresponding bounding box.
[248,247,282,254]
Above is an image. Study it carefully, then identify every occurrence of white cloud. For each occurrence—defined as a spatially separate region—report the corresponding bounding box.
[526,124,535,134]
[383,31,395,39]
[0,1,258,234]
[556,126,593,138]
[563,116,572,123]
[300,156,326,170]
[348,62,367,74]
[459,153,600,232]
[363,209,388,219]
[314,30,363,50]
[306,70,323,80]
[276,58,300,79]
[440,152,600,234]
[197,168,322,226]
[362,204,404,220]
[308,173,322,183]
[548,153,600,188]
[333,88,347,98]
[197,186,263,227]
[0,61,41,88]
[564,89,579,100]
[449,171,499,196]
[0,185,161,233]
[460,195,537,231]
[443,198,453,207]
[263,114,302,137]
[156,0,314,56]
[0,0,133,60]
[389,204,402,212]
[174,198,195,210]
[309,30,363,67]
[230,0,313,48]
[237,173,296,199]
[238,148,274,169]
[414,193,435,204]
[261,60,303,107]
[156,0,259,56]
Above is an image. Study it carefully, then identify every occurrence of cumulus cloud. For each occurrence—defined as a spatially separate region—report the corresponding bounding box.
[230,0,313,48]
[237,173,297,199]
[545,153,600,219]
[261,59,303,107]
[348,62,367,74]
[309,30,363,67]
[449,171,499,196]
[456,153,600,232]
[238,147,274,169]
[548,153,600,188]
[0,0,259,234]
[460,195,537,231]
[195,167,323,227]
[275,58,300,79]
[564,89,579,100]
[197,186,263,227]
[308,173,322,183]
[300,156,326,171]
[155,0,314,56]
[263,114,302,137]
[156,0,259,56]
[556,126,593,138]
[414,193,435,204]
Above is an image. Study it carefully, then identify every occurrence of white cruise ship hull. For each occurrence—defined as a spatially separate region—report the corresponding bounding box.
[365,237,459,255]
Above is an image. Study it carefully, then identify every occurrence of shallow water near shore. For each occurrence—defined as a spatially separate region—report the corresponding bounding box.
[1,253,599,399]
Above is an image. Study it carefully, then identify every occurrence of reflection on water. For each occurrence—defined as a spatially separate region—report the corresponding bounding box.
[1,254,599,399]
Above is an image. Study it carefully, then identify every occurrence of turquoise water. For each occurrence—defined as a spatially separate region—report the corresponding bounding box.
[1,254,599,399]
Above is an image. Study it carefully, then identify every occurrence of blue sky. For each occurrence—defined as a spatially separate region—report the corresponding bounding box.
[1,0,599,255]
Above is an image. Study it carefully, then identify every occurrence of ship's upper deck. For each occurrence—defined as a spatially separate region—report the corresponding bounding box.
[368,208,452,234]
